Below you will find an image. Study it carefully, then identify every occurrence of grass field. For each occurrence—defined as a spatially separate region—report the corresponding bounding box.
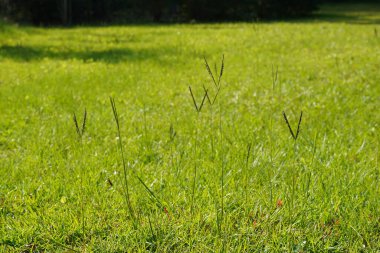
[1,3,380,252]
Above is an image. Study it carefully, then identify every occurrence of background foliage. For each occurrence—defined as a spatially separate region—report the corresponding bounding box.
[0,0,319,25]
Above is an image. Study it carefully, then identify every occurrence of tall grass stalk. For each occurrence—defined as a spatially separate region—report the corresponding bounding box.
[110,97,137,225]
[282,110,303,209]
[110,97,165,229]
[269,65,278,204]
[188,86,208,216]
[73,108,87,246]
[204,55,225,241]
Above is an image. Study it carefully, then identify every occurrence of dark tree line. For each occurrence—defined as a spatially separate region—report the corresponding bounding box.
[1,0,319,25]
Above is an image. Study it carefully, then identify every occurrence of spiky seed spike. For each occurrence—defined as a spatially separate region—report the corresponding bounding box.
[110,97,119,129]
[204,56,218,88]
[73,112,81,138]
[81,108,87,135]
[295,111,303,140]
[188,86,199,112]
[218,54,224,87]
[282,111,296,140]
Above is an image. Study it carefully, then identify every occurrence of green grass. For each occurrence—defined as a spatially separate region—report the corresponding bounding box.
[1,3,380,252]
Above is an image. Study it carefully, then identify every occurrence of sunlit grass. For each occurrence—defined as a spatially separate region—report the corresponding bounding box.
[1,3,380,252]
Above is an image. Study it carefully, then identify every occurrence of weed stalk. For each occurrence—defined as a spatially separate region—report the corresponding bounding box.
[111,97,165,226]
[110,97,137,226]
[73,108,87,245]
[269,65,278,204]
[282,110,303,209]
[204,55,225,241]
[188,86,208,216]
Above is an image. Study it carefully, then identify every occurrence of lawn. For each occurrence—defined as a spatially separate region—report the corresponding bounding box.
[1,3,380,252]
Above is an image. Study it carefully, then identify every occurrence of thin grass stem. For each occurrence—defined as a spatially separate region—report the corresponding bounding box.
[110,97,137,225]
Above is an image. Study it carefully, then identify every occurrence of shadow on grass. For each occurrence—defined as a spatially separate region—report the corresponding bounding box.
[307,3,380,25]
[0,44,182,64]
